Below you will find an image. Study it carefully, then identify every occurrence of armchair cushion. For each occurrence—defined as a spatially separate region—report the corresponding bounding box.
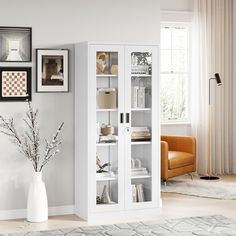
[168,151,195,169]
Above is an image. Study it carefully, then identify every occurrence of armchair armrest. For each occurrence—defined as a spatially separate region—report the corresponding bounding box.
[161,141,169,180]
[161,135,196,155]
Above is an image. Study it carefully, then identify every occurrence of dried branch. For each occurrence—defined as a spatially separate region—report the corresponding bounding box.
[0,102,64,172]
[39,122,64,171]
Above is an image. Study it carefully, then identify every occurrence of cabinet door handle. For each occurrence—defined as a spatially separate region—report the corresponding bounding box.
[120,113,124,123]
[126,113,130,123]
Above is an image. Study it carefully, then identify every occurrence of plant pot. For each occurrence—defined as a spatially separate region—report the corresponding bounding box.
[27,171,48,222]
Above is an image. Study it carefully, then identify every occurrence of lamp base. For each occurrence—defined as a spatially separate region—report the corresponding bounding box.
[200,176,220,180]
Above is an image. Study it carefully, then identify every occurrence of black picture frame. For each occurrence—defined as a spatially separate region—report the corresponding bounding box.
[36,49,69,92]
[0,67,32,102]
[0,27,32,62]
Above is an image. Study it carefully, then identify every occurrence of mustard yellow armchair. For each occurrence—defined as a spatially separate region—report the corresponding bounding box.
[161,135,196,181]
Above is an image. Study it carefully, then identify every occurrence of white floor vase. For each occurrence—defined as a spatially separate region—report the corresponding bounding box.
[27,171,48,222]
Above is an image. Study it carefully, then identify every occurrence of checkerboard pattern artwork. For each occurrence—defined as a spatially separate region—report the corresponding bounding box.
[2,71,27,97]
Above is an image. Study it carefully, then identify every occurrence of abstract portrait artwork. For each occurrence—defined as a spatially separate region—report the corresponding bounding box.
[0,67,32,101]
[36,49,69,92]
[0,27,32,62]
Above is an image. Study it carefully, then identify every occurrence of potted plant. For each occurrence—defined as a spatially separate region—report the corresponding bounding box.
[0,101,64,222]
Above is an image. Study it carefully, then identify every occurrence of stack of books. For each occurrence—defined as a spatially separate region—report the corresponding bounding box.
[132,184,145,202]
[132,86,146,108]
[131,65,149,75]
[131,127,151,141]
[131,167,149,177]
[99,135,118,143]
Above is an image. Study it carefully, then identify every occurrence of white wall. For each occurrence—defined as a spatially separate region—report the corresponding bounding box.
[0,0,160,216]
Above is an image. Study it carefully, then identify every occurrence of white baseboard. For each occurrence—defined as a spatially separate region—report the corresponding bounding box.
[0,208,27,220]
[0,205,75,220]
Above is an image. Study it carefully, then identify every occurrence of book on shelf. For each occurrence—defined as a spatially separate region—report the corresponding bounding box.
[131,132,151,138]
[131,137,151,142]
[131,168,149,176]
[136,184,145,202]
[132,86,138,108]
[131,127,151,141]
[99,135,118,143]
[132,184,145,202]
[131,131,150,136]
[137,87,145,108]
[131,86,146,108]
[131,65,149,75]
[131,127,149,132]
[132,184,137,202]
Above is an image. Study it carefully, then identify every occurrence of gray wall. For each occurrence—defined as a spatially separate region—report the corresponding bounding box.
[0,0,160,211]
[160,0,193,12]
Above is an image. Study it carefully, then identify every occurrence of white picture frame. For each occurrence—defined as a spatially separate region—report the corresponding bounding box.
[36,49,69,92]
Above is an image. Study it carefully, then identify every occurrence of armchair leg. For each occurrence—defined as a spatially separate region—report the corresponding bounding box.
[188,173,194,181]
[162,180,167,187]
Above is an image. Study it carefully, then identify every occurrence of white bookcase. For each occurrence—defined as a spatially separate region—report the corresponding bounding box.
[75,42,160,221]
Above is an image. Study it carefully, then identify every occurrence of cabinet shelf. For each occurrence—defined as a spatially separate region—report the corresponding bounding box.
[131,74,152,77]
[131,141,152,145]
[96,142,118,147]
[96,202,116,205]
[96,74,118,77]
[131,175,151,179]
[131,108,151,111]
[96,176,117,181]
[96,108,118,112]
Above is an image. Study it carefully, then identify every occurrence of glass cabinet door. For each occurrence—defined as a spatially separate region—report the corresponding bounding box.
[93,46,125,211]
[125,46,159,209]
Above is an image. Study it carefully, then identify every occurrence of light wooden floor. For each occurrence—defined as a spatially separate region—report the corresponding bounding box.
[0,175,236,234]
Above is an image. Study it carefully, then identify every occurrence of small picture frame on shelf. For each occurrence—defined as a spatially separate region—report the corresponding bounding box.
[0,67,32,101]
[96,51,118,75]
[131,52,152,75]
[0,27,32,62]
[36,49,69,92]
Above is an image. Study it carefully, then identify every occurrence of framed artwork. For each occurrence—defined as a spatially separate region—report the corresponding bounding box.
[36,49,69,92]
[0,27,32,62]
[0,67,32,101]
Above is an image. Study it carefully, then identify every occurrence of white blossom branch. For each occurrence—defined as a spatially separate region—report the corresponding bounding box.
[0,102,64,172]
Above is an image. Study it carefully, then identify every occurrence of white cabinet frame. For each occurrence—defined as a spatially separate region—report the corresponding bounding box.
[75,42,160,221]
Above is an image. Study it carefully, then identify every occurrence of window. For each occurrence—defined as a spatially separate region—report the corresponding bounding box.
[160,24,191,122]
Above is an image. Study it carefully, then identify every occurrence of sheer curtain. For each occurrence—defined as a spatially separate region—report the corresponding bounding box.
[191,0,233,175]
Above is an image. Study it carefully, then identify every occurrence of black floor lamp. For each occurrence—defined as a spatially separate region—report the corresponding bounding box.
[200,73,222,180]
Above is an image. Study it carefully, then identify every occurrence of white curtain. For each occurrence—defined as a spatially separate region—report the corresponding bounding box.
[192,0,233,175]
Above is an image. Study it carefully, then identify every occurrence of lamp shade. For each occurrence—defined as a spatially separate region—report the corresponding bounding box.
[215,73,222,86]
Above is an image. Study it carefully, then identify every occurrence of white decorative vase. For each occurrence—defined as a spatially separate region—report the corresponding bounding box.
[27,171,48,222]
